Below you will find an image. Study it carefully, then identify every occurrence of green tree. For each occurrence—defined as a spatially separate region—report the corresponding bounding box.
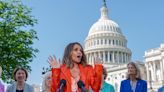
[0,0,38,83]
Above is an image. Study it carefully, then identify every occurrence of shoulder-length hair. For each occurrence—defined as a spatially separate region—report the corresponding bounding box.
[42,71,51,91]
[126,62,141,79]
[13,67,28,81]
[62,42,87,68]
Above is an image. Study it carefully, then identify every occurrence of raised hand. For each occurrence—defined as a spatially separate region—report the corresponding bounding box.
[94,57,102,65]
[48,55,60,68]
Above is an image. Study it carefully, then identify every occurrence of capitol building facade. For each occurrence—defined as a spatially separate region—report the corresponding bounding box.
[38,1,164,92]
[84,1,164,92]
[144,44,164,91]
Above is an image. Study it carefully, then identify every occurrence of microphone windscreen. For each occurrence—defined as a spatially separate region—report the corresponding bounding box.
[60,79,66,86]
[77,80,85,88]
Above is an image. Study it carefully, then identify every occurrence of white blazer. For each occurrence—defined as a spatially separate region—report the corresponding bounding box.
[6,82,34,92]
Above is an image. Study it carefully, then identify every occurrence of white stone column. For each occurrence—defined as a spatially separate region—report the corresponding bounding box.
[128,54,130,62]
[162,58,164,83]
[100,52,103,60]
[124,53,126,63]
[119,53,121,63]
[110,52,112,62]
[103,38,104,45]
[88,54,91,64]
[126,53,128,62]
[88,53,91,65]
[163,58,164,76]
[91,53,94,65]
[145,63,150,88]
[123,53,125,63]
[150,62,154,81]
[103,51,105,63]
[116,51,119,63]
[108,51,110,63]
[153,61,156,81]
[94,52,96,63]
[127,54,129,62]
[117,52,119,63]
[93,53,95,64]
[86,54,88,63]
[114,52,116,63]
[97,52,99,58]
[160,60,164,80]
[115,51,117,63]
[147,63,150,79]
[112,52,115,63]
[121,52,123,63]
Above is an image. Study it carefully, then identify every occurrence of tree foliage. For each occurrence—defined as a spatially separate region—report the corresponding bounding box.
[0,0,38,83]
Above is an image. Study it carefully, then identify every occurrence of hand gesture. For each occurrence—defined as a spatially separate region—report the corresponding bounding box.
[48,55,60,68]
[94,57,102,65]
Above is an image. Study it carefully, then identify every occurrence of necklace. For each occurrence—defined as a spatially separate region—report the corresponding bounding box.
[70,67,80,78]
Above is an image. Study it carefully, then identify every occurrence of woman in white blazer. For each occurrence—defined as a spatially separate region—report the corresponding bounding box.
[6,67,34,92]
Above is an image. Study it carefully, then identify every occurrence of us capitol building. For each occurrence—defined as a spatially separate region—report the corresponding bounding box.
[84,1,164,92]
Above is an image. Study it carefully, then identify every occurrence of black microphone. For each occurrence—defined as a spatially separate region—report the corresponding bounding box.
[58,79,66,92]
[77,80,88,92]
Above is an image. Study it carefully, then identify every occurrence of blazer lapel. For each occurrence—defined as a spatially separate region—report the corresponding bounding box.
[61,65,71,85]
[79,64,86,84]
[135,80,141,92]
[127,80,133,92]
[23,83,27,92]
[12,82,16,92]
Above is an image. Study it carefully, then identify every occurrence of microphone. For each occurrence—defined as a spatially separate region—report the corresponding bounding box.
[77,80,88,92]
[58,79,66,92]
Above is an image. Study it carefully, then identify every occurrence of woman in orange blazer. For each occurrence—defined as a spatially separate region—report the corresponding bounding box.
[48,42,103,92]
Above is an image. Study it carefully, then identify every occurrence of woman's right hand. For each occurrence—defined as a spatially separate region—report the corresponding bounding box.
[94,57,102,65]
[48,55,60,68]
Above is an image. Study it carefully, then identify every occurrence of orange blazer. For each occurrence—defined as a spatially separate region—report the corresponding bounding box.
[51,64,103,92]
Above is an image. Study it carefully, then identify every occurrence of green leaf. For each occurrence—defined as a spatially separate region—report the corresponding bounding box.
[0,0,38,83]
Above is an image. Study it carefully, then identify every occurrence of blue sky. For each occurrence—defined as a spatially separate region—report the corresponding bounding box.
[21,0,164,85]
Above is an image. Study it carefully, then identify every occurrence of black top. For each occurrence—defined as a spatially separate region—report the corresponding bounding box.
[16,90,23,92]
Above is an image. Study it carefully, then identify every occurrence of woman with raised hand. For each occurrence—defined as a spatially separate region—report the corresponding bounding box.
[48,42,103,92]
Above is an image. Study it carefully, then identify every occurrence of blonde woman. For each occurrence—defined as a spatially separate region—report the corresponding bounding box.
[42,71,52,92]
[120,62,147,92]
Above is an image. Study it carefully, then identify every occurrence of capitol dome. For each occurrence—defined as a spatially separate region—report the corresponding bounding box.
[88,6,122,36]
[84,2,131,66]
[88,19,122,36]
